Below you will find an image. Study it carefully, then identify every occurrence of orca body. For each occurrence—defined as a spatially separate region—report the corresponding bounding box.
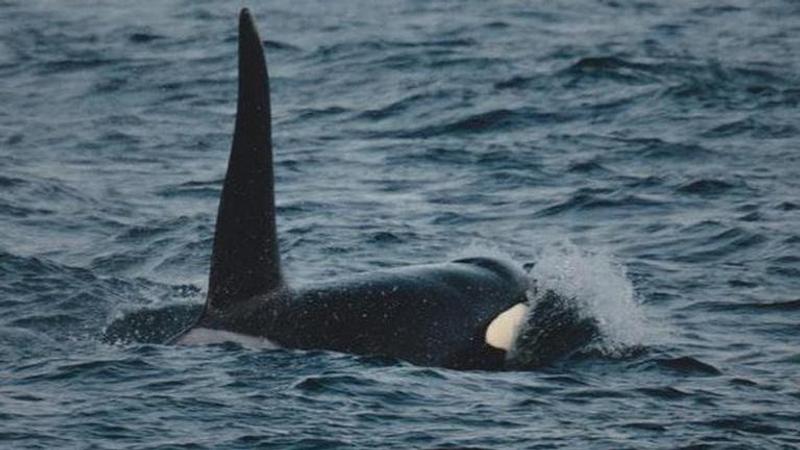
[190,257,530,370]
[174,9,558,370]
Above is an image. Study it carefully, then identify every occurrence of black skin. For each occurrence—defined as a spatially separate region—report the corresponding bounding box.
[196,257,530,370]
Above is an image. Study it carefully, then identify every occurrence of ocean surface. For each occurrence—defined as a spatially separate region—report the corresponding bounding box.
[1,0,799,448]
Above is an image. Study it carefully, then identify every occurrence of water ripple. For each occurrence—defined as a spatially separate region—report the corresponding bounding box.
[2,0,799,448]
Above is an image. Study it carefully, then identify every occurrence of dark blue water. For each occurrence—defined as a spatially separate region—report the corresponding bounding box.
[2,1,799,448]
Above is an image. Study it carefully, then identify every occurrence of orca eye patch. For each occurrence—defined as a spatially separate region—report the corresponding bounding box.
[485,303,529,351]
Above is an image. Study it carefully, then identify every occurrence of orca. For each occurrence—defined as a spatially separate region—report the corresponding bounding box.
[173,9,596,370]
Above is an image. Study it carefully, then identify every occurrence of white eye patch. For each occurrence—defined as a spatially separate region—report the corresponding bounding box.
[485,303,529,351]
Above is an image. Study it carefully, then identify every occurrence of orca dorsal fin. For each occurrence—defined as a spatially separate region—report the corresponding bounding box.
[207,8,282,311]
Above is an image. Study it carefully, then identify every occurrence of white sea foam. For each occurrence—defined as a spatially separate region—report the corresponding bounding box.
[528,241,649,356]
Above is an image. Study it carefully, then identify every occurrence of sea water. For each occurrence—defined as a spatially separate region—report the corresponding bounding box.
[1,1,799,448]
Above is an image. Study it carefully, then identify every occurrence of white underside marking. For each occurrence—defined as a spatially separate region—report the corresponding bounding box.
[177,328,280,350]
[485,303,529,351]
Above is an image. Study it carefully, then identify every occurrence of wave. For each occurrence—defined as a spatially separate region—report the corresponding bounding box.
[560,56,663,85]
[535,190,665,218]
[128,32,164,44]
[676,227,767,263]
[676,178,736,196]
[157,179,223,199]
[692,299,800,313]
[703,117,798,139]
[619,137,715,160]
[652,356,721,376]
[390,108,563,139]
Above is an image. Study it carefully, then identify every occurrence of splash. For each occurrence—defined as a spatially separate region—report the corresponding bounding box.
[528,241,647,356]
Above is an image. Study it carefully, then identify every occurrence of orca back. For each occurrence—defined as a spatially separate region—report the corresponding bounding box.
[269,260,530,370]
